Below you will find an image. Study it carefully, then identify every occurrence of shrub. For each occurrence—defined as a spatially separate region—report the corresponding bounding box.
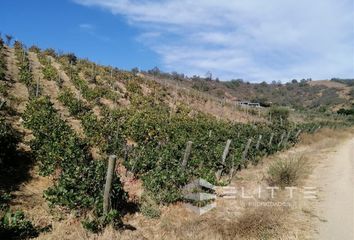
[140,192,161,218]
[269,106,289,125]
[0,43,7,81]
[337,108,354,116]
[267,155,308,187]
[0,210,39,239]
[13,41,38,98]
[58,88,90,116]
[0,117,20,166]
[0,192,11,211]
[82,210,122,233]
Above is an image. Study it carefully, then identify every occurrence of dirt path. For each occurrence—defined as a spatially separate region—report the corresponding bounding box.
[315,138,354,239]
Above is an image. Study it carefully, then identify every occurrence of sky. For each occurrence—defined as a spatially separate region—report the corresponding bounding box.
[1,0,353,82]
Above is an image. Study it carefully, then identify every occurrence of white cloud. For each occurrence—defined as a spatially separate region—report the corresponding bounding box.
[78,23,111,42]
[74,0,354,81]
[79,23,95,30]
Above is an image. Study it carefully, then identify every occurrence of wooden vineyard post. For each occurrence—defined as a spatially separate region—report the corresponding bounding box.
[0,99,6,110]
[124,144,131,177]
[278,132,286,148]
[241,138,252,165]
[36,77,40,97]
[295,129,302,139]
[103,155,117,214]
[182,141,193,168]
[22,49,25,63]
[70,61,72,80]
[268,133,274,147]
[256,135,262,151]
[284,131,291,147]
[56,72,60,89]
[216,139,232,181]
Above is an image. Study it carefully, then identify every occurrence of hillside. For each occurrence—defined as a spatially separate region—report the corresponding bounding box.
[142,71,353,112]
[0,38,353,239]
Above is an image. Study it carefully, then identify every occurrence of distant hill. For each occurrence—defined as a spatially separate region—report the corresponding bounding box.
[143,71,353,112]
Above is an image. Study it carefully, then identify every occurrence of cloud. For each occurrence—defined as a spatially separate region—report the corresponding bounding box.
[74,0,354,81]
[79,23,95,31]
[78,23,111,42]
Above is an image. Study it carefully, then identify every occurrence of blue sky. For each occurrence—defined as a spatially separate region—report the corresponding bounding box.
[0,0,160,71]
[1,0,353,82]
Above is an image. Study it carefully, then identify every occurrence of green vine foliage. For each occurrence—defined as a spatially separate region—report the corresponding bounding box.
[23,97,89,175]
[37,51,352,205]
[58,88,90,117]
[53,56,351,204]
[104,93,344,203]
[0,117,20,166]
[14,41,38,98]
[0,210,39,239]
[23,97,126,215]
[0,38,7,81]
[37,52,58,81]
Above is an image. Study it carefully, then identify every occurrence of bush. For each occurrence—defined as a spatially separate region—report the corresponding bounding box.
[13,41,38,98]
[58,88,90,116]
[140,192,161,218]
[337,108,354,116]
[0,210,39,239]
[0,192,11,211]
[0,117,20,166]
[269,106,289,125]
[267,155,308,187]
[82,210,122,233]
[0,42,7,81]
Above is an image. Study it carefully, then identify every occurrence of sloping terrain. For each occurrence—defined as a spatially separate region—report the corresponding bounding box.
[147,73,353,111]
[0,39,353,240]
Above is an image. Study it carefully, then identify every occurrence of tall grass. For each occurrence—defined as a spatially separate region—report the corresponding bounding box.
[267,155,308,187]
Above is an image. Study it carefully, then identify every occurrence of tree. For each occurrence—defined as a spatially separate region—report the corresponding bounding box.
[29,45,41,53]
[61,53,77,65]
[350,88,354,98]
[171,71,184,81]
[43,48,57,58]
[205,71,212,81]
[131,67,139,75]
[269,106,289,124]
[148,67,160,76]
[260,81,268,87]
[5,34,13,46]
[299,79,308,87]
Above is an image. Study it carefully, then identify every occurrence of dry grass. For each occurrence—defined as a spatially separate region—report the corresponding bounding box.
[300,127,353,145]
[267,155,309,187]
[216,206,288,240]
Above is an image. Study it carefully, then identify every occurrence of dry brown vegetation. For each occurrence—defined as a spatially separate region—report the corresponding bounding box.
[267,155,309,187]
